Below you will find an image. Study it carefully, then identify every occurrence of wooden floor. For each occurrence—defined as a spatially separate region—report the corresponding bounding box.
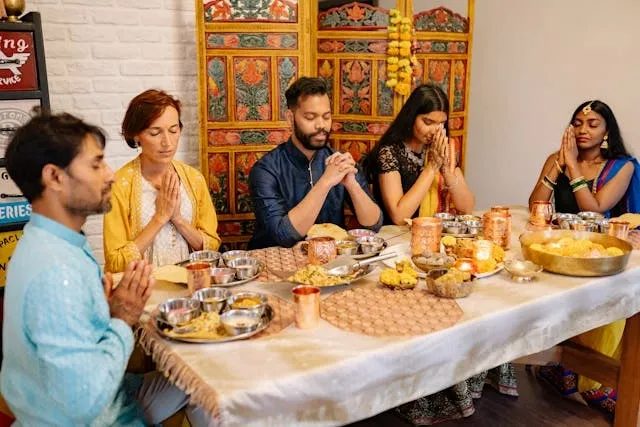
[349,365,611,427]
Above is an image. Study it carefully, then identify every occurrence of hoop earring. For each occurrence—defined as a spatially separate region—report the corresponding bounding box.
[600,134,608,150]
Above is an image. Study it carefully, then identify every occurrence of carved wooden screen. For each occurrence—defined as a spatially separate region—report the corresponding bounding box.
[197,1,474,247]
[409,0,474,170]
[311,2,402,227]
[196,1,311,249]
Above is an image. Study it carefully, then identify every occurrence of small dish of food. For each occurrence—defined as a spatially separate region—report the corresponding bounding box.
[220,310,262,336]
[426,269,475,298]
[226,292,268,316]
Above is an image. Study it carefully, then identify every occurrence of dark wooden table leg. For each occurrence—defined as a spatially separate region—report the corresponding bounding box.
[614,312,640,427]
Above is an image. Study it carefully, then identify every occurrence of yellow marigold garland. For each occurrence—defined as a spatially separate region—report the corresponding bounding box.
[386,9,415,96]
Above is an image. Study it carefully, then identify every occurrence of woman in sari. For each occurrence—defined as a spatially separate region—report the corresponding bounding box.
[367,85,515,425]
[104,89,221,273]
[366,83,474,225]
[529,100,640,414]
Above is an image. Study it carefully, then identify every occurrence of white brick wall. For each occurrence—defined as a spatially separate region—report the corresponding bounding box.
[26,0,199,264]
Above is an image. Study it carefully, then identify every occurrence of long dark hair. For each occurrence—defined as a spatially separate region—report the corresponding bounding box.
[571,100,629,159]
[365,83,449,182]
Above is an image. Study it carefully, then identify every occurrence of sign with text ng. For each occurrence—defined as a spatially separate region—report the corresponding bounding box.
[0,31,38,91]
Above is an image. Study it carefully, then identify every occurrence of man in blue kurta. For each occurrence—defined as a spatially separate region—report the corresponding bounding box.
[0,112,207,426]
[248,77,383,249]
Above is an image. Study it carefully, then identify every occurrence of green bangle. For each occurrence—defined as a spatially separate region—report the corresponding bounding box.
[572,183,588,193]
[571,179,587,190]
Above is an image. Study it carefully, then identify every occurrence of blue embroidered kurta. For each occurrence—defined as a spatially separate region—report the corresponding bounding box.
[1,214,145,426]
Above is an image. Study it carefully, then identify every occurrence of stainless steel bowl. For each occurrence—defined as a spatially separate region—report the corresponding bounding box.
[578,211,604,221]
[456,214,481,223]
[568,219,598,232]
[226,291,268,316]
[356,236,385,254]
[464,220,483,235]
[220,309,261,336]
[347,229,376,239]
[210,267,237,284]
[192,287,231,313]
[221,250,248,266]
[189,250,221,266]
[226,257,261,280]
[434,212,456,221]
[595,219,610,234]
[520,230,632,276]
[443,220,466,234]
[336,240,358,255]
[554,213,578,230]
[158,298,201,326]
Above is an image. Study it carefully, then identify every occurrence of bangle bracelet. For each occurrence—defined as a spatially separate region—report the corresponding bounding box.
[544,175,557,186]
[572,183,588,193]
[570,176,585,186]
[554,159,563,174]
[571,178,587,190]
[541,178,554,191]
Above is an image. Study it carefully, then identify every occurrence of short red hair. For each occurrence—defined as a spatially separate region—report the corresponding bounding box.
[121,89,183,148]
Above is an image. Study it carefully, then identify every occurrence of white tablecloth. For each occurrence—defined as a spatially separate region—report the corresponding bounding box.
[145,207,640,426]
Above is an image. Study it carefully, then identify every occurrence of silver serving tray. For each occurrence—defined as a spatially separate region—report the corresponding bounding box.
[156,305,273,344]
[173,261,265,287]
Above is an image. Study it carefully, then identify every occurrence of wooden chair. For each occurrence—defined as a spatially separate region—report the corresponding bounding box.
[515,312,640,427]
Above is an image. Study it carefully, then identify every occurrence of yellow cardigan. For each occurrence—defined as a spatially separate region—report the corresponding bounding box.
[103,157,221,273]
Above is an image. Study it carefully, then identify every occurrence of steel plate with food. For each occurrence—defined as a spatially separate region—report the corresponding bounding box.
[288,264,375,287]
[520,230,632,276]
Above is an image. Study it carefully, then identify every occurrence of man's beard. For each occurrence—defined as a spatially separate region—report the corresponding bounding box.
[64,186,113,216]
[294,119,330,151]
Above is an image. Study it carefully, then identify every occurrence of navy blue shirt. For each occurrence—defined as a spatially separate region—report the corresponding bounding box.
[249,139,382,249]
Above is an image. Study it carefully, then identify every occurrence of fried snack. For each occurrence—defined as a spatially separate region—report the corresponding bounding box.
[307,223,349,241]
[428,269,474,298]
[529,237,626,258]
[380,267,418,289]
[454,238,474,258]
[475,258,498,274]
[441,235,457,247]
[153,264,188,283]
[435,269,471,285]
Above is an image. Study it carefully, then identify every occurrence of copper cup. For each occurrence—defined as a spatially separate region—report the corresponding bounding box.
[411,217,443,255]
[185,261,212,294]
[483,211,510,250]
[608,220,630,240]
[491,206,510,215]
[292,285,320,329]
[530,201,553,226]
[306,236,337,265]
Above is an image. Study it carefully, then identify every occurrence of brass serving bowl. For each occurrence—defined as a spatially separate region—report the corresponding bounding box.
[519,230,632,277]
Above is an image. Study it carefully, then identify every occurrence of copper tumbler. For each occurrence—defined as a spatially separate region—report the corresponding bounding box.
[307,237,337,265]
[292,285,320,329]
[483,211,510,250]
[411,217,443,255]
[530,201,553,226]
[185,261,212,294]
[608,220,630,240]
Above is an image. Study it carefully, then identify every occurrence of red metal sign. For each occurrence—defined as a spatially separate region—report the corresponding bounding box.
[0,32,38,91]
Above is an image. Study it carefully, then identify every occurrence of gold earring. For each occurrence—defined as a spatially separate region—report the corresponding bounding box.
[601,134,608,150]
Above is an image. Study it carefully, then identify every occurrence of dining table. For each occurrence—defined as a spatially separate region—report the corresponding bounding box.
[140,206,640,427]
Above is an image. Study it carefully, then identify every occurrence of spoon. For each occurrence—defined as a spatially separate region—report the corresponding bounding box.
[324,251,398,277]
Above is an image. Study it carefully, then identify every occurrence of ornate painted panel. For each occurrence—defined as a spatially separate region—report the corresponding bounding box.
[197,1,474,245]
[197,0,309,246]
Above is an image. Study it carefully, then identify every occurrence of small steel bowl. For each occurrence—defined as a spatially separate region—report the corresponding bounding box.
[554,213,578,229]
[464,220,483,235]
[578,211,604,221]
[503,259,543,282]
[595,219,610,234]
[456,214,481,223]
[189,250,221,267]
[336,240,359,255]
[210,267,237,284]
[221,250,248,266]
[443,220,466,235]
[569,219,598,232]
[356,236,385,254]
[226,257,261,280]
[434,212,456,221]
[220,309,261,336]
[226,291,268,316]
[158,298,201,326]
[348,229,376,239]
[192,287,231,313]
